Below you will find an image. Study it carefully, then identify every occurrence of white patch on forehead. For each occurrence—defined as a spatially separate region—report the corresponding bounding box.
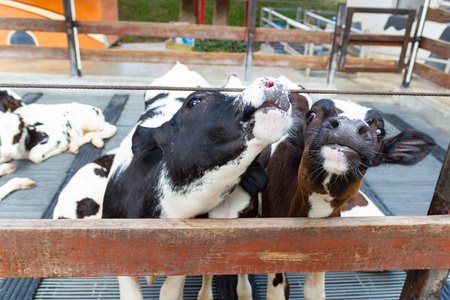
[308,192,334,218]
[159,138,267,219]
[332,99,370,122]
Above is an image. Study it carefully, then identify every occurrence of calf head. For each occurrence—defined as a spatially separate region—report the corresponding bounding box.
[294,99,435,217]
[0,112,28,159]
[104,77,292,219]
[0,89,22,113]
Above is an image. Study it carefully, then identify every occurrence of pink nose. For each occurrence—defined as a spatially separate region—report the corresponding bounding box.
[2,153,12,158]
[261,77,274,88]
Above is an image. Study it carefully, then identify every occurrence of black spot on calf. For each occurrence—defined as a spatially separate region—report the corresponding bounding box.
[77,198,100,218]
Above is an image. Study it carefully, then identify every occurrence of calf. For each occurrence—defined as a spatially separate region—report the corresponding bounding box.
[0,102,116,164]
[261,98,435,300]
[0,90,35,201]
[102,63,293,300]
[53,150,116,219]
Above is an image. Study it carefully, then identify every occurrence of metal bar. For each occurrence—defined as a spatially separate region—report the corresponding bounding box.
[327,2,346,85]
[244,0,257,81]
[338,7,354,71]
[400,144,450,300]
[62,0,81,76]
[403,2,430,87]
[397,10,416,72]
[0,216,449,278]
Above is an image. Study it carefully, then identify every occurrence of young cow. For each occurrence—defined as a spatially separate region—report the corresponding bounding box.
[261,97,435,300]
[53,150,116,219]
[102,63,293,300]
[0,90,35,201]
[0,102,117,164]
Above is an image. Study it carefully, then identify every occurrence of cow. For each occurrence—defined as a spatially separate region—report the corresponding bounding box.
[0,89,35,201]
[102,62,293,300]
[0,102,117,164]
[260,96,436,300]
[52,149,116,219]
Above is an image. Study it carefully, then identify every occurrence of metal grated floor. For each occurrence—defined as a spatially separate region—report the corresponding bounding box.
[34,271,414,300]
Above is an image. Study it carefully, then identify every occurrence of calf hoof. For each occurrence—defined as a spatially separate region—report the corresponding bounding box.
[0,163,17,176]
[69,142,80,154]
[145,276,158,286]
[91,136,104,148]
[13,177,36,190]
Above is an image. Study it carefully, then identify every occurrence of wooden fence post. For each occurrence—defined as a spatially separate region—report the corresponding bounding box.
[244,0,257,82]
[63,0,82,76]
[400,144,450,299]
[327,2,346,85]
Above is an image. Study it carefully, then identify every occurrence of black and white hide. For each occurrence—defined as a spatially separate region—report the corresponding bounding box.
[102,63,293,300]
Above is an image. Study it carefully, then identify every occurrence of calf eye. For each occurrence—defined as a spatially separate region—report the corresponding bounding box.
[186,98,202,109]
[307,112,316,123]
[376,128,384,137]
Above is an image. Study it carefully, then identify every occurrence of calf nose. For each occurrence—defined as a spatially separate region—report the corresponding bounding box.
[260,77,274,88]
[326,117,372,141]
[2,152,12,158]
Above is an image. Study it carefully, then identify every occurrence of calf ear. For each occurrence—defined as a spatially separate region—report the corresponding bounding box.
[131,125,160,157]
[239,160,268,196]
[374,130,435,166]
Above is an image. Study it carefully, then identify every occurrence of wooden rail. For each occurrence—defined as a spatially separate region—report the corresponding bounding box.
[0,216,448,278]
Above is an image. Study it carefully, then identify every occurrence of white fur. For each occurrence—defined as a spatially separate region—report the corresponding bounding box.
[0,88,22,100]
[321,146,349,175]
[0,103,116,163]
[118,276,143,300]
[341,191,385,217]
[266,273,287,300]
[0,177,35,201]
[332,99,370,123]
[308,192,334,218]
[303,272,326,300]
[160,275,186,300]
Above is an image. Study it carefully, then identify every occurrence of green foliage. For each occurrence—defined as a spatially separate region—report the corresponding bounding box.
[192,39,260,53]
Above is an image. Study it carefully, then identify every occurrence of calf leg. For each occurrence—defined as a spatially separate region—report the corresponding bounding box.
[118,276,143,300]
[303,272,325,300]
[266,273,288,300]
[28,143,67,163]
[160,275,186,300]
[198,275,213,300]
[237,274,252,300]
[0,177,35,201]
[0,163,16,176]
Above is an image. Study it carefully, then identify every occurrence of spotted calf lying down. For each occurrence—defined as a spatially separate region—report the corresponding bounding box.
[0,90,35,201]
[0,102,117,164]
[260,98,435,300]
[52,149,116,219]
[102,63,293,300]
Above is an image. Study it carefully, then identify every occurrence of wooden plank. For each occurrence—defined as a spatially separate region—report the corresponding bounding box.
[426,7,450,24]
[254,28,332,44]
[0,216,448,278]
[400,146,450,300]
[0,17,65,32]
[420,37,450,59]
[0,45,68,59]
[345,57,398,68]
[348,33,406,45]
[413,63,450,90]
[253,54,329,69]
[77,21,247,41]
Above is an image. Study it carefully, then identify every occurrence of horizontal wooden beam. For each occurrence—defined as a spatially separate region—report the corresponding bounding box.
[420,37,450,59]
[0,17,65,32]
[426,7,450,24]
[413,63,450,90]
[0,216,448,278]
[254,28,332,44]
[253,54,329,69]
[0,45,68,59]
[348,34,406,47]
[77,21,247,41]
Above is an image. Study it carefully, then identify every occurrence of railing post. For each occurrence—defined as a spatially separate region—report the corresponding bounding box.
[63,0,82,76]
[400,143,450,299]
[402,0,430,87]
[327,2,346,85]
[244,0,257,82]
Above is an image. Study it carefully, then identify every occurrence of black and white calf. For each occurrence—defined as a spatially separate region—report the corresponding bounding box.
[0,89,35,201]
[102,63,293,300]
[260,98,436,300]
[53,149,116,219]
[0,102,117,164]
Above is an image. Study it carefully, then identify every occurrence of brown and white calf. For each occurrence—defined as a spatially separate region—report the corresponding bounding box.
[260,97,435,300]
[0,102,116,164]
